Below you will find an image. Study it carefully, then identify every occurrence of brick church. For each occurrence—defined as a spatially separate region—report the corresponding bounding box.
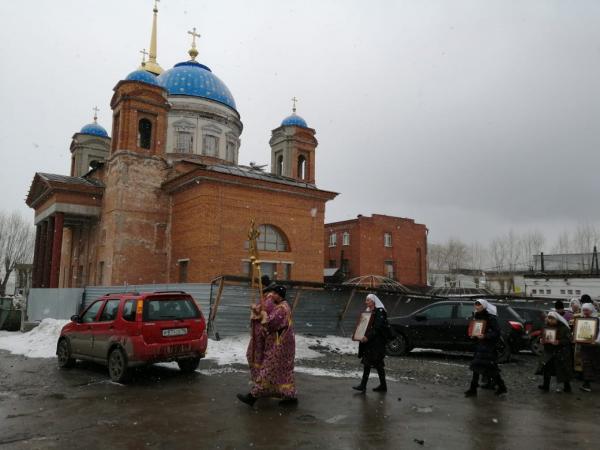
[26,4,337,288]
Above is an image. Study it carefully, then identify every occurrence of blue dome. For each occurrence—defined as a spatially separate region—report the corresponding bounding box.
[157,60,236,110]
[281,113,308,128]
[80,122,109,138]
[125,69,160,86]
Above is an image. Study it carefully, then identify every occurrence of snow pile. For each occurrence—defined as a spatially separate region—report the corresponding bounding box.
[0,319,68,358]
[0,319,357,364]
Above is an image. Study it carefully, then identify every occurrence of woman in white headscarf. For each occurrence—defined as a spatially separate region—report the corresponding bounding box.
[579,303,600,392]
[464,299,507,397]
[352,294,390,393]
[537,311,573,393]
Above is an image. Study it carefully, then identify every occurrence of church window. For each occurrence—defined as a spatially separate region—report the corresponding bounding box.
[342,232,350,246]
[226,141,236,161]
[276,154,284,176]
[245,224,289,252]
[176,131,193,153]
[203,135,219,156]
[329,233,337,247]
[138,119,152,149]
[297,155,307,180]
[281,263,291,280]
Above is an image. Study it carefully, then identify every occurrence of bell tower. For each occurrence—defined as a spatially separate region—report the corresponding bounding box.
[270,98,317,184]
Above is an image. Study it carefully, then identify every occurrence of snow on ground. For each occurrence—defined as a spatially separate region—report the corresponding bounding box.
[0,319,365,379]
[0,319,68,358]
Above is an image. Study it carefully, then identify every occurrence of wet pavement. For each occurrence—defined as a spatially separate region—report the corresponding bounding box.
[1,348,599,450]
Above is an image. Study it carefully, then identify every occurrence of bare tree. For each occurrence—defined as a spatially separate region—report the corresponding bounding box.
[445,238,468,271]
[0,211,35,296]
[521,229,546,270]
[553,230,572,255]
[428,243,447,271]
[468,242,487,271]
[504,230,523,272]
[489,236,508,271]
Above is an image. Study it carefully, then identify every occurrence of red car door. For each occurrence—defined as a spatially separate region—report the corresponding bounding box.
[90,299,121,360]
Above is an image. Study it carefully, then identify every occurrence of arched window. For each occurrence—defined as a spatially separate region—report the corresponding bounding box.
[246,224,289,252]
[276,154,284,176]
[138,119,152,149]
[297,155,307,180]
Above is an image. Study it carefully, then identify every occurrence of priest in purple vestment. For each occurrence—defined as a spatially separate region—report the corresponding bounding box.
[238,285,297,406]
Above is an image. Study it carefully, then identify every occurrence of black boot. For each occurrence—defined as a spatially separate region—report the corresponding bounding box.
[353,366,370,392]
[279,397,298,406]
[538,374,550,392]
[373,367,387,392]
[494,377,507,396]
[465,373,478,397]
[236,393,256,406]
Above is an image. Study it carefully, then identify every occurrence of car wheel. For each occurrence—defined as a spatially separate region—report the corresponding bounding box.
[178,357,201,373]
[108,348,130,383]
[530,336,543,356]
[386,334,410,356]
[497,341,511,363]
[57,339,75,368]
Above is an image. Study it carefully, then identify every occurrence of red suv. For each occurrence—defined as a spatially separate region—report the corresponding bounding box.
[56,291,208,382]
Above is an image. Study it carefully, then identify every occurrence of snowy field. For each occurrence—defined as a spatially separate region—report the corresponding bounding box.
[0,319,364,378]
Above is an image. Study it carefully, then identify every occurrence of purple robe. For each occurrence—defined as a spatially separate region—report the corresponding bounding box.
[250,300,296,399]
[246,298,274,381]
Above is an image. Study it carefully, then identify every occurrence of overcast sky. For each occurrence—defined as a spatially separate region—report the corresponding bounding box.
[1,0,599,246]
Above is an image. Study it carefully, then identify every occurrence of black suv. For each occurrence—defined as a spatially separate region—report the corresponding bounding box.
[386,300,528,362]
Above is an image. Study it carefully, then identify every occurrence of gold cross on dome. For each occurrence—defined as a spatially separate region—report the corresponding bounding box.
[188,27,201,47]
[291,96,298,113]
[92,106,100,122]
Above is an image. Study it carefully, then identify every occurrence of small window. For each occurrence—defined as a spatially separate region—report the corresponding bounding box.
[341,259,350,275]
[342,232,350,246]
[176,131,193,153]
[203,135,218,156]
[384,233,392,247]
[560,289,566,294]
[138,119,152,149]
[276,154,284,176]
[568,289,573,295]
[178,260,189,283]
[576,290,581,295]
[281,263,291,280]
[384,260,394,279]
[546,289,551,294]
[99,299,120,322]
[122,300,137,322]
[328,259,336,268]
[532,289,537,294]
[329,233,337,247]
[297,155,307,180]
[246,225,288,252]
[226,141,236,161]
[82,300,103,323]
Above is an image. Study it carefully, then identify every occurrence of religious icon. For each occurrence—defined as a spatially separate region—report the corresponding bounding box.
[543,328,558,344]
[573,318,599,344]
[468,320,486,338]
[352,312,374,342]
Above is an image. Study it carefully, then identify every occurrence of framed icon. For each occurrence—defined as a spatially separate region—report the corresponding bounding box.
[573,318,599,344]
[352,311,374,341]
[468,320,486,338]
[543,327,557,344]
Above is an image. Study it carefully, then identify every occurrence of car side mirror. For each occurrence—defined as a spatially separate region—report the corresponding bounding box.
[70,314,80,323]
[415,314,427,322]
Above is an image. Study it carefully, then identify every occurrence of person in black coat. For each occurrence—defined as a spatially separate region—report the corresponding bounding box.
[353,294,389,393]
[537,311,573,393]
[464,299,507,397]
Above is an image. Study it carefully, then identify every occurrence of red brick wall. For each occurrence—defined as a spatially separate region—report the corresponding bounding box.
[170,178,329,283]
[324,214,428,287]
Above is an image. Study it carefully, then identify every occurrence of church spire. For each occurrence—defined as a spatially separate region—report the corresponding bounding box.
[144,0,163,75]
[93,106,99,123]
[291,96,298,114]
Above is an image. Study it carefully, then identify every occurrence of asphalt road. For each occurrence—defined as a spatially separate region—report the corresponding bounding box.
[1,348,599,450]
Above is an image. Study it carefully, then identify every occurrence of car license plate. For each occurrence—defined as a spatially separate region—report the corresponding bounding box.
[162,327,187,337]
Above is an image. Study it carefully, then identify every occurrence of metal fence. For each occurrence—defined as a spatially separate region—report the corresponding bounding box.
[27,288,84,322]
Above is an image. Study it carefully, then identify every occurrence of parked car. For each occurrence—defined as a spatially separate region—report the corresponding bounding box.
[510,306,548,356]
[56,291,208,382]
[386,300,528,362]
